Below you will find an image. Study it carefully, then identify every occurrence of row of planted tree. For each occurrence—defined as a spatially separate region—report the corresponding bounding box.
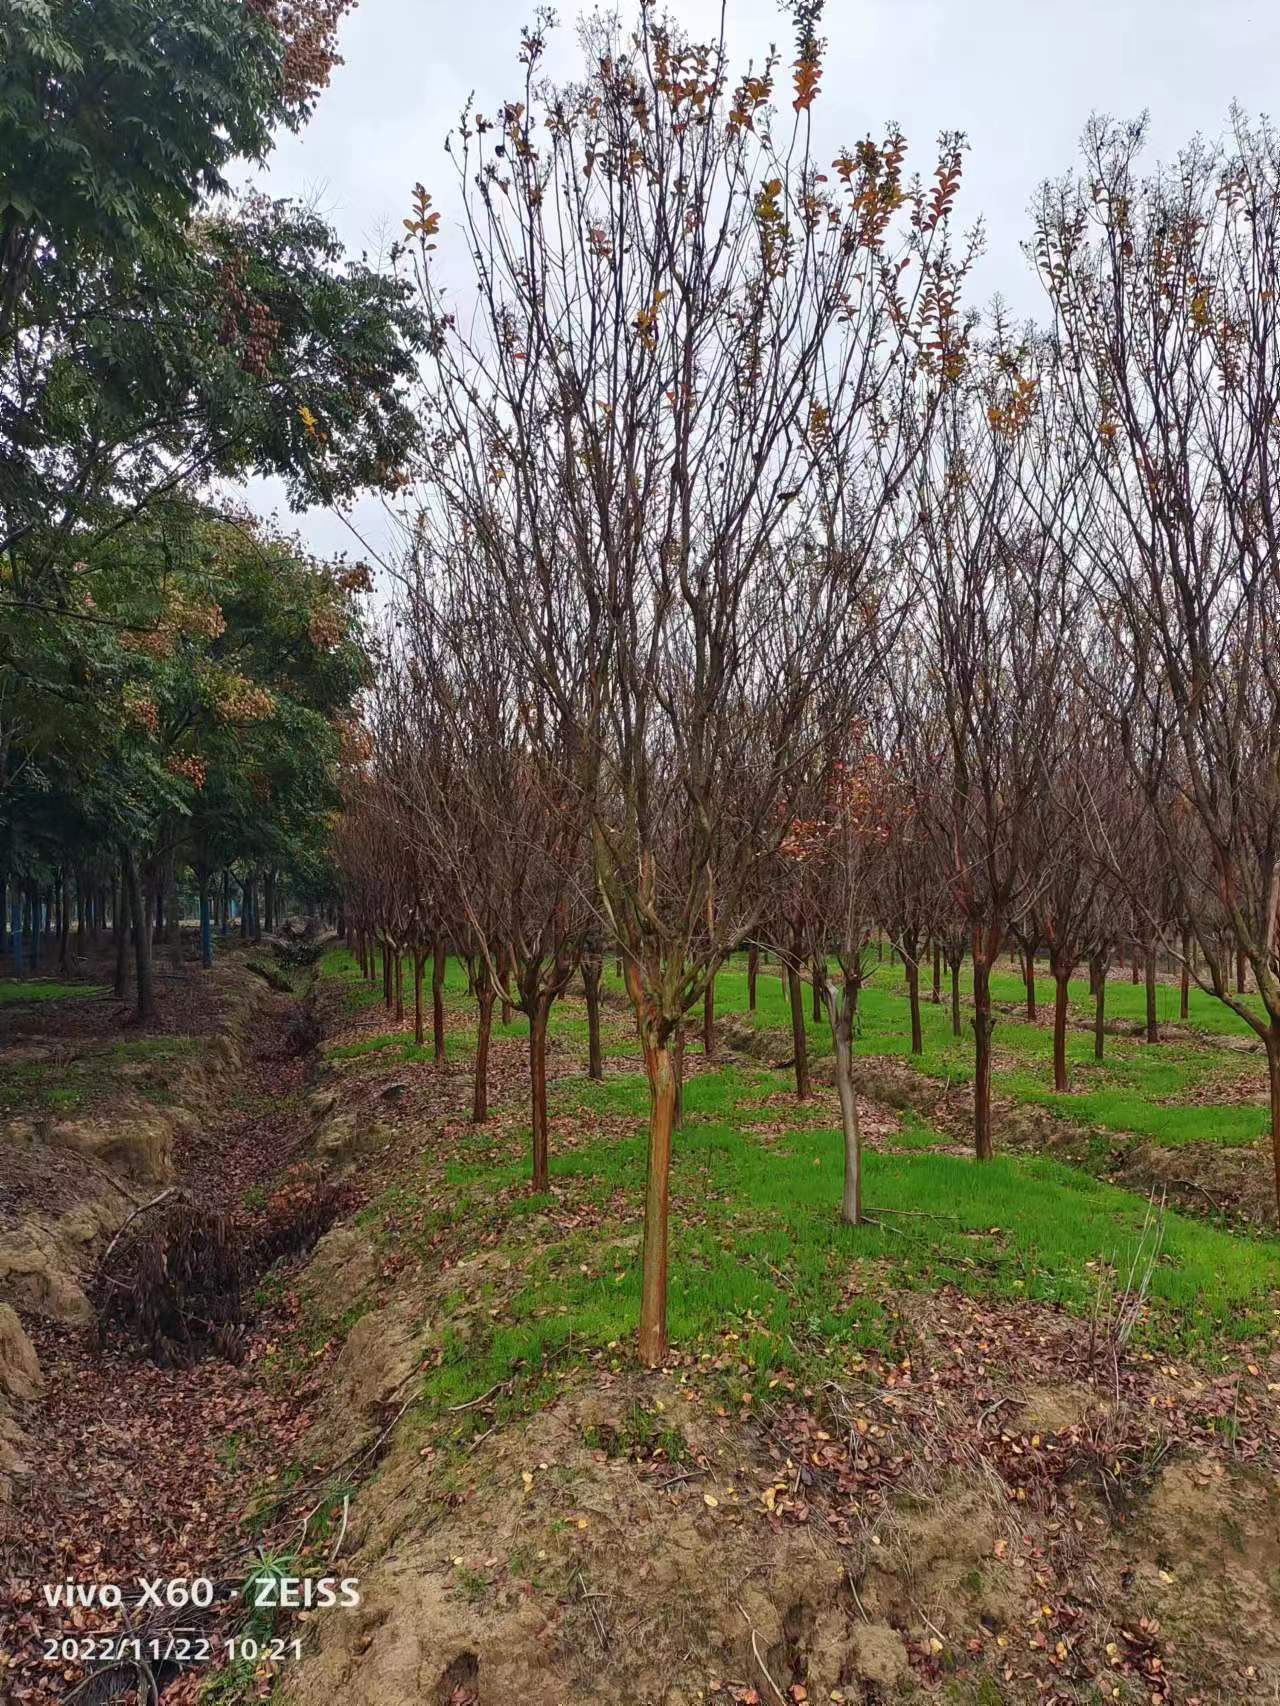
[1,859,294,984]
[333,11,1280,1367]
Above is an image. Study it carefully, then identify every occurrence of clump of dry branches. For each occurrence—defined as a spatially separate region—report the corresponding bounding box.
[93,1176,352,1364]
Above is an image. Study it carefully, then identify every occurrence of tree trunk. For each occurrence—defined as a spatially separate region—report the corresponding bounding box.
[905,956,923,1054]
[199,882,213,968]
[1145,943,1158,1043]
[747,942,758,1011]
[787,960,810,1099]
[704,972,716,1058]
[824,984,862,1226]
[57,869,71,974]
[673,1023,685,1128]
[165,857,180,954]
[972,943,995,1161]
[473,984,494,1122]
[123,847,154,1023]
[1131,944,1139,984]
[950,958,962,1037]
[413,950,426,1046]
[1093,953,1107,1062]
[637,1022,676,1369]
[931,941,942,1003]
[113,871,131,998]
[1267,1028,1280,1221]
[382,942,392,1009]
[529,997,551,1192]
[1052,969,1070,1093]
[1023,944,1038,1021]
[811,969,822,1022]
[394,954,404,1022]
[1180,928,1191,1021]
[432,939,447,1063]
[583,954,603,1080]
[1237,945,1248,995]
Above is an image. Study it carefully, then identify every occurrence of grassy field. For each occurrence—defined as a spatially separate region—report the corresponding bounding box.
[315,945,1280,1440]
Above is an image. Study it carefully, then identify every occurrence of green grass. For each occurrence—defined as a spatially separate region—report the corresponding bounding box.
[321,945,1274,1157]
[0,1033,196,1113]
[701,956,1271,1153]
[0,977,106,1003]
[306,948,1280,1469]
[347,1060,1280,1441]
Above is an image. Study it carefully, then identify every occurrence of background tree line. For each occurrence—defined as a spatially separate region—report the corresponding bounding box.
[0,0,428,1013]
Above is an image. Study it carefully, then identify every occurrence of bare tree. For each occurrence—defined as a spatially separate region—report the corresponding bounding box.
[916,333,1079,1156]
[1038,113,1280,1212]
[404,6,974,1359]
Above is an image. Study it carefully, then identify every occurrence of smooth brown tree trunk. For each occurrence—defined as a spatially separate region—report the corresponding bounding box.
[747,942,758,1011]
[530,997,551,1192]
[1093,954,1107,1061]
[432,939,447,1063]
[1052,969,1070,1092]
[473,985,494,1123]
[905,956,923,1054]
[394,953,404,1022]
[1238,946,1248,995]
[637,1017,677,1370]
[673,1023,685,1128]
[412,950,426,1046]
[972,942,995,1160]
[787,960,810,1100]
[950,957,962,1037]
[1023,944,1038,1021]
[1131,945,1140,985]
[931,941,942,1003]
[1145,943,1158,1043]
[583,954,603,1080]
[1180,928,1191,1021]
[382,942,392,1009]
[1266,1028,1280,1220]
[824,983,862,1225]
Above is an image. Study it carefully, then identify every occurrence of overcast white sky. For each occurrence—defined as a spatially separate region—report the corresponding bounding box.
[236,0,1280,562]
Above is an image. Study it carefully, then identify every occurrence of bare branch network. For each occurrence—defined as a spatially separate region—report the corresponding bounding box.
[337,11,1280,1365]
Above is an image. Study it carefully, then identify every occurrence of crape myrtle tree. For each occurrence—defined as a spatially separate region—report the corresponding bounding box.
[1037,113,1280,1211]
[874,703,945,1059]
[777,721,899,1225]
[1022,684,1117,1092]
[404,7,975,1362]
[916,334,1081,1158]
[400,576,591,1188]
